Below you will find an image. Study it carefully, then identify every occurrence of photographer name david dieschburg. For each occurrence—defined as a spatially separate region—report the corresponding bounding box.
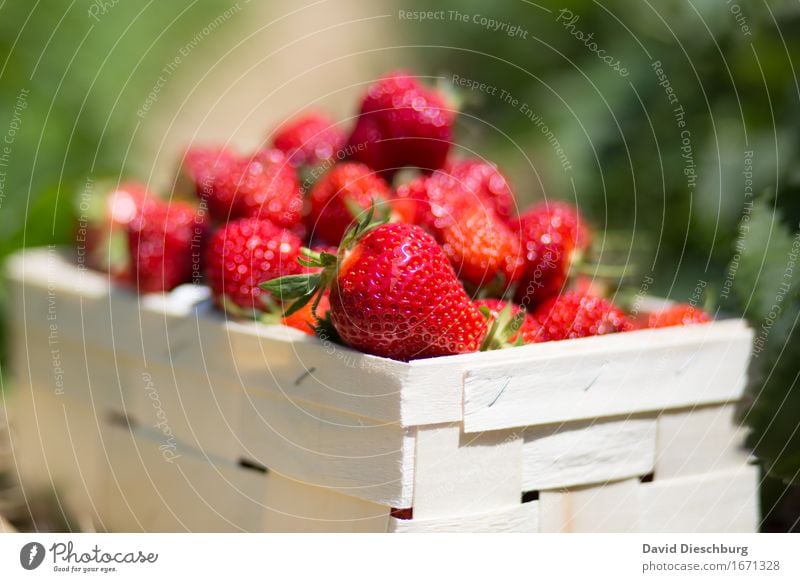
[49,542,158,570]
[643,543,748,557]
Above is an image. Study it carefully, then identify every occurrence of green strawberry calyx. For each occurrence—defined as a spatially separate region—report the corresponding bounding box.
[260,200,386,317]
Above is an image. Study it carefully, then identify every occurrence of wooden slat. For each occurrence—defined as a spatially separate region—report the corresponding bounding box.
[262,473,389,533]
[239,389,415,507]
[640,465,759,533]
[389,501,539,533]
[229,321,409,424]
[0,514,15,533]
[655,404,750,479]
[103,424,265,532]
[522,417,656,490]
[463,320,753,432]
[123,361,242,460]
[412,423,522,519]
[10,386,108,526]
[539,478,641,532]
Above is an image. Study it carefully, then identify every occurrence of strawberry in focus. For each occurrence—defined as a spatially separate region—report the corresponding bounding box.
[529,290,631,342]
[394,171,523,289]
[127,199,207,293]
[305,162,392,245]
[204,217,304,313]
[647,303,711,328]
[348,70,454,175]
[264,219,488,361]
[273,111,345,169]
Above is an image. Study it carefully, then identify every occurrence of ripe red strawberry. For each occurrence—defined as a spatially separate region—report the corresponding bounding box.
[264,221,488,361]
[305,162,392,245]
[647,304,711,328]
[393,158,514,226]
[179,146,238,208]
[530,291,631,342]
[514,201,590,308]
[474,298,538,346]
[437,201,524,289]
[515,200,591,253]
[348,70,454,175]
[392,176,431,226]
[514,239,569,309]
[207,149,303,227]
[394,171,523,288]
[204,218,303,312]
[448,159,515,222]
[273,111,345,168]
[79,180,151,278]
[127,200,207,293]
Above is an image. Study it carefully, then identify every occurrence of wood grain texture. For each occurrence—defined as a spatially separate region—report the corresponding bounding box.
[656,404,750,479]
[0,513,15,533]
[125,362,242,460]
[539,478,641,532]
[229,320,409,424]
[10,386,109,526]
[262,473,389,533]
[103,424,266,532]
[389,501,539,533]
[412,423,522,519]
[240,389,415,507]
[640,465,759,533]
[463,320,753,432]
[523,417,656,490]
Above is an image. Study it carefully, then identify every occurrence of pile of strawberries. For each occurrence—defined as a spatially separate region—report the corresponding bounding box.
[81,70,710,361]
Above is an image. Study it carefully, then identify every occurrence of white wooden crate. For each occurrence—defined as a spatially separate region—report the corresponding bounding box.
[5,248,759,532]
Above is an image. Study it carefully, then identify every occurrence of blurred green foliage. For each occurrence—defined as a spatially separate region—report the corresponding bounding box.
[0,0,233,366]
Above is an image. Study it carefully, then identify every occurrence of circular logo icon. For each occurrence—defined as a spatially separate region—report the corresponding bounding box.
[19,542,45,570]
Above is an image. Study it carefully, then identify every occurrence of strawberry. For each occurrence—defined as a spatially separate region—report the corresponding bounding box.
[514,201,590,308]
[204,217,304,313]
[263,219,487,361]
[393,158,515,227]
[529,291,631,342]
[179,146,238,209]
[392,176,431,226]
[448,158,515,223]
[207,149,303,227]
[186,148,302,226]
[348,70,454,175]
[273,111,345,168]
[514,239,569,309]
[127,199,207,293]
[515,200,591,253]
[79,180,151,278]
[437,200,524,289]
[394,171,523,289]
[305,162,392,245]
[474,299,538,347]
[647,304,711,328]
